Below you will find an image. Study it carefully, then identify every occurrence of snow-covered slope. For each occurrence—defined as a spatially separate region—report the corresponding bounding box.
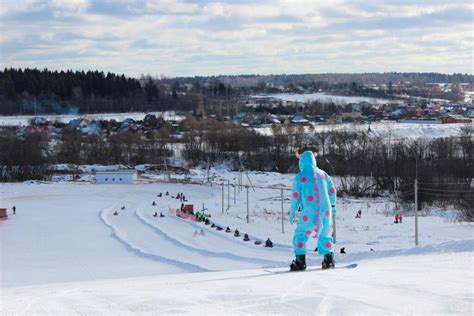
[1,252,472,315]
[1,181,472,314]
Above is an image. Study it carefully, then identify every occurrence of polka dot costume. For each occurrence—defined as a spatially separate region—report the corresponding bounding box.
[290,151,337,256]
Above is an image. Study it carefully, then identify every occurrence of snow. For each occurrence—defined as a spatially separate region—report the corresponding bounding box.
[252,93,395,105]
[1,177,473,314]
[0,111,185,126]
[254,121,470,139]
[1,253,472,315]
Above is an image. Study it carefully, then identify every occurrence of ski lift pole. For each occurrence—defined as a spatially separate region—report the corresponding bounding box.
[221,183,224,214]
[246,185,249,223]
[233,178,236,204]
[227,179,230,210]
[281,188,284,234]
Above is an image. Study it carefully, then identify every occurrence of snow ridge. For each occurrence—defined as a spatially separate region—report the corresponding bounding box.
[135,209,283,266]
[99,208,210,272]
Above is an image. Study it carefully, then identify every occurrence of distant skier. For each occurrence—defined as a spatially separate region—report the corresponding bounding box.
[159,212,165,218]
[152,201,156,206]
[157,193,162,198]
[205,218,210,225]
[289,150,337,271]
[12,206,16,215]
[153,212,158,217]
[340,247,346,254]
[243,233,250,241]
[234,229,240,237]
[121,206,126,210]
[355,209,362,218]
[166,191,169,196]
[225,226,232,233]
[113,211,118,216]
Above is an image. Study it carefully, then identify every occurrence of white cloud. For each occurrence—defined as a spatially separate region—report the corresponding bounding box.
[0,0,472,76]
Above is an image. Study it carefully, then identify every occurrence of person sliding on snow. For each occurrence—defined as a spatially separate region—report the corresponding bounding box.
[289,150,337,271]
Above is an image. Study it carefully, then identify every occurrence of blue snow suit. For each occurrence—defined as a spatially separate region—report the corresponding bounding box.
[290,151,337,256]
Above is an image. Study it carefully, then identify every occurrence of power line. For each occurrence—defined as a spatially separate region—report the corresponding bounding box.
[418,181,473,185]
[418,187,474,193]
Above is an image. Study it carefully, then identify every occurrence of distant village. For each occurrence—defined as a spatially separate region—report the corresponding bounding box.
[18,85,474,138]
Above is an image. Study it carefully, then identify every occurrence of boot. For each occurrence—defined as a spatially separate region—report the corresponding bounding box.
[290,254,306,271]
[322,252,335,269]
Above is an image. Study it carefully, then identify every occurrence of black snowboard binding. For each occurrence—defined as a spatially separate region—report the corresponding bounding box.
[290,254,306,271]
[322,252,335,269]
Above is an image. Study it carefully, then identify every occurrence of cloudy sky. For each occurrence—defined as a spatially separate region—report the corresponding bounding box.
[0,0,472,77]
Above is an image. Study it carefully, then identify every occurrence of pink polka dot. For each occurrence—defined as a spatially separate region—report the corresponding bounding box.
[316,194,320,199]
[314,228,319,232]
[293,192,299,198]
[330,187,336,194]
[306,230,311,235]
[326,242,332,248]
[321,174,326,180]
[308,196,314,202]
[301,177,307,183]
[302,215,308,222]
[325,210,330,217]
[298,242,304,248]
[315,187,319,192]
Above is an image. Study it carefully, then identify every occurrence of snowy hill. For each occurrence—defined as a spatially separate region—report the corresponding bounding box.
[1,181,472,314]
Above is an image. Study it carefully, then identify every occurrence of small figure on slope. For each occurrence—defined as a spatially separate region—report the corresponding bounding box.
[243,233,250,241]
[225,226,232,233]
[152,201,156,206]
[153,212,158,217]
[355,209,362,218]
[234,229,240,237]
[12,206,16,215]
[265,238,273,248]
[113,211,118,216]
[160,212,165,218]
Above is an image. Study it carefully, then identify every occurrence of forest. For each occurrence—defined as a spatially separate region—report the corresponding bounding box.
[1,68,472,115]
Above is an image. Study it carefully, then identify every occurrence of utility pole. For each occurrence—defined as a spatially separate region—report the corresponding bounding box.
[414,178,418,246]
[281,188,284,234]
[332,213,337,244]
[370,171,373,201]
[415,156,419,246]
[246,185,249,223]
[221,183,224,214]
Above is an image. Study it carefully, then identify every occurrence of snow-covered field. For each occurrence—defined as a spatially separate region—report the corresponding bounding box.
[0,111,185,126]
[252,92,395,105]
[1,175,473,314]
[255,121,471,140]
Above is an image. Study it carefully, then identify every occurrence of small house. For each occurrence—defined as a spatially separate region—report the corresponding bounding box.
[96,170,138,184]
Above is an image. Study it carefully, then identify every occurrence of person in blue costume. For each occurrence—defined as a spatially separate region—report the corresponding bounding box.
[289,149,337,271]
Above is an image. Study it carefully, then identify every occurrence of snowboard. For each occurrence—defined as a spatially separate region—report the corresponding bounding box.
[264,263,357,275]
